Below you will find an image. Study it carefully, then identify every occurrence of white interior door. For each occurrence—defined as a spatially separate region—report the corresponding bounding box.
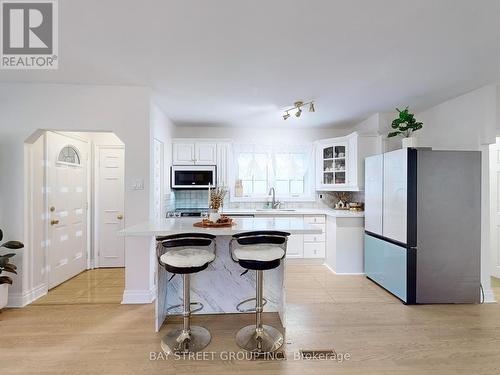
[153,139,164,223]
[97,146,125,268]
[47,132,89,289]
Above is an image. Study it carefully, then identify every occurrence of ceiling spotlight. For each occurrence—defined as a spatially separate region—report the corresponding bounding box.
[282,100,315,121]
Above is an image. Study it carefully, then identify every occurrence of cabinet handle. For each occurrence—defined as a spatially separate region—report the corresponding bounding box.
[50,219,59,226]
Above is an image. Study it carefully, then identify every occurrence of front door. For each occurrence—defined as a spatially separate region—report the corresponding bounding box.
[97,146,125,267]
[47,132,89,289]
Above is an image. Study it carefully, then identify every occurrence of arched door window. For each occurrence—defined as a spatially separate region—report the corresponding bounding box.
[57,145,81,165]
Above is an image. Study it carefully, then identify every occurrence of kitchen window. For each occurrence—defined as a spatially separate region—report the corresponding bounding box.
[232,143,314,201]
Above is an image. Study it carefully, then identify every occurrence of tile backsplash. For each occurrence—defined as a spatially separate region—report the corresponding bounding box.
[166,189,364,212]
[168,190,209,210]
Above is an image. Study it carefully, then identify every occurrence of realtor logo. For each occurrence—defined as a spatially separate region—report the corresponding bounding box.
[1,0,58,69]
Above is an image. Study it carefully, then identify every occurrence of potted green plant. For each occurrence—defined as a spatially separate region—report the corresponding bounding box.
[388,106,423,148]
[0,229,24,310]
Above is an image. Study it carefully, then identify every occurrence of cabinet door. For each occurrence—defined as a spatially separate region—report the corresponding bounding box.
[383,149,408,244]
[303,242,326,258]
[216,143,231,187]
[173,142,195,165]
[317,142,348,189]
[365,154,383,236]
[195,142,217,165]
[286,234,304,258]
[365,233,407,302]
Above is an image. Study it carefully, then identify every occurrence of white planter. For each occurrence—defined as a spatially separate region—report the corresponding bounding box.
[0,283,8,310]
[209,211,221,223]
[402,136,418,148]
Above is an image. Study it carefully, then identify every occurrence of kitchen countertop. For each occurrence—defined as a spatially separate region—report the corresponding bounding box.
[220,207,365,218]
[120,217,323,237]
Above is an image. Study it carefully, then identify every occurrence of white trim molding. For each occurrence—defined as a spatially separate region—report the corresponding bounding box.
[7,283,48,308]
[482,287,496,304]
[121,287,157,304]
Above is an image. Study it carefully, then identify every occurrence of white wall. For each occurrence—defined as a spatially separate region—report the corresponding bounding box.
[415,85,497,149]
[0,83,154,306]
[150,103,175,208]
[172,125,349,144]
[353,112,399,151]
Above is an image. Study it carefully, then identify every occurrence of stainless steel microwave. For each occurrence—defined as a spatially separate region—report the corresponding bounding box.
[171,165,216,189]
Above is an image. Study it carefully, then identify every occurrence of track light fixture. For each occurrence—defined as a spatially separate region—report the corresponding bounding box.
[282,100,316,120]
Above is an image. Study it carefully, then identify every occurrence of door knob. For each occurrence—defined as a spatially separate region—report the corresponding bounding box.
[50,206,55,212]
[50,219,60,225]
[117,214,123,220]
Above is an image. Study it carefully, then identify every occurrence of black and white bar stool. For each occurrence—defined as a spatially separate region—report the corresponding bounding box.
[157,233,216,354]
[230,230,290,353]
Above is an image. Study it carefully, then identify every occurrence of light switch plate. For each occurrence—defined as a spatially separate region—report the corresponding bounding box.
[132,179,144,190]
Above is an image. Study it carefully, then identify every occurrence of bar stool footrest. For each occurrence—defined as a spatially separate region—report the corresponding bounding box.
[166,301,204,314]
[236,297,268,313]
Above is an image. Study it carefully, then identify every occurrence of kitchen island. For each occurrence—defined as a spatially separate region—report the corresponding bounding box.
[120,217,322,331]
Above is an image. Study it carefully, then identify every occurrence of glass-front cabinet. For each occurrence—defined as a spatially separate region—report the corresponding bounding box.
[321,143,347,186]
[316,132,359,191]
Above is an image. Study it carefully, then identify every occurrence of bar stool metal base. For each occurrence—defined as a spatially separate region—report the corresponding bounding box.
[161,326,211,354]
[235,324,284,353]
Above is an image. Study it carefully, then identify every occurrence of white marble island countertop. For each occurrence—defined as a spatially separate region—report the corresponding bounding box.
[120,217,323,237]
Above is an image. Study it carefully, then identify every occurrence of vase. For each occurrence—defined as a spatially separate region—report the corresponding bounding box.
[402,136,418,148]
[209,209,221,223]
[0,283,8,310]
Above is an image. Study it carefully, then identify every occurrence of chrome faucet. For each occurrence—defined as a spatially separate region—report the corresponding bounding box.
[268,187,281,209]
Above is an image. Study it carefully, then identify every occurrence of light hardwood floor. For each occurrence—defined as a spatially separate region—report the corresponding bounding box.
[1,265,500,375]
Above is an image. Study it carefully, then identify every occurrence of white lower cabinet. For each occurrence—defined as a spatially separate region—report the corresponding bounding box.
[254,213,327,259]
[303,215,326,258]
[304,242,326,258]
[286,234,304,258]
[289,215,326,259]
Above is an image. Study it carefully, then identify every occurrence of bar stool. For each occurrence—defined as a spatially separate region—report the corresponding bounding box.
[157,233,216,354]
[230,230,290,353]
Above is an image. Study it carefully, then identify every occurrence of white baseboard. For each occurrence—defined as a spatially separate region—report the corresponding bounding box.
[323,263,365,276]
[7,283,48,307]
[483,288,496,303]
[121,287,157,304]
[286,258,325,265]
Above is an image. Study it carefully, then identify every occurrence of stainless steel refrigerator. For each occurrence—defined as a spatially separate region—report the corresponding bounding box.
[364,148,481,304]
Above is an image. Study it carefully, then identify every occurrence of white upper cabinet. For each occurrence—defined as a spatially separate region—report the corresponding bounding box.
[173,142,196,165]
[315,132,380,191]
[195,142,217,165]
[316,133,358,191]
[172,140,217,165]
[216,142,231,187]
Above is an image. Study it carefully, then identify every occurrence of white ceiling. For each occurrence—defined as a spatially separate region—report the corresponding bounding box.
[2,0,500,128]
